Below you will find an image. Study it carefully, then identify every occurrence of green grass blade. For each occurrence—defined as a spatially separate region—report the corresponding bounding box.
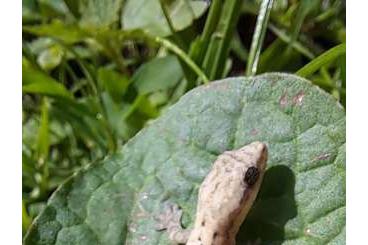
[37,98,50,194]
[205,0,242,80]
[22,200,31,234]
[246,0,274,76]
[185,0,222,87]
[230,32,249,62]
[200,0,222,52]
[189,0,222,65]
[200,0,242,80]
[37,99,50,161]
[268,24,315,59]
[296,43,346,77]
[287,0,320,53]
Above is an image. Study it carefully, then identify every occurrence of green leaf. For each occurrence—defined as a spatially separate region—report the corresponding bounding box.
[24,73,345,244]
[80,0,124,28]
[38,0,70,17]
[23,21,88,44]
[37,44,64,71]
[22,0,41,22]
[23,58,73,100]
[63,0,81,18]
[132,55,183,94]
[98,68,130,102]
[121,0,208,36]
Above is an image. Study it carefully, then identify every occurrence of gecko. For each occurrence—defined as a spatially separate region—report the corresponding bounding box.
[156,141,268,245]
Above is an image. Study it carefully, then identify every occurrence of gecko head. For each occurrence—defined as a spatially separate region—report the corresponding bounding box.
[199,141,268,233]
[233,141,268,198]
[238,141,268,184]
[219,141,268,185]
[227,141,268,232]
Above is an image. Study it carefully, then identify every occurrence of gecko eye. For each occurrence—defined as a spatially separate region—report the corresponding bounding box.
[244,167,259,186]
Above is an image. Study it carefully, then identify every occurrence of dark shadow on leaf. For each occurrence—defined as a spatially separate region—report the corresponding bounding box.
[237,165,297,244]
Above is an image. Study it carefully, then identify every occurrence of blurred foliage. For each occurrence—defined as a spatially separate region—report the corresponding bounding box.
[22,0,345,235]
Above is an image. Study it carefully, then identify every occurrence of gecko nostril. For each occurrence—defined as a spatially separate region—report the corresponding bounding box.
[201,221,205,226]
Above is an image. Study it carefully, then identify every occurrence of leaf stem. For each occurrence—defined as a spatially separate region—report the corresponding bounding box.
[153,36,209,84]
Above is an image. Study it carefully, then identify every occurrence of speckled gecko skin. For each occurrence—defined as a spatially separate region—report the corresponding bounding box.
[156,141,268,245]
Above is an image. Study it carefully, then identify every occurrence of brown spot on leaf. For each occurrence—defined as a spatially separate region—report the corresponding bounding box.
[279,91,288,108]
[314,153,331,161]
[292,91,305,106]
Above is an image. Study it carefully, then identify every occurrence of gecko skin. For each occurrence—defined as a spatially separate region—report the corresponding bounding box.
[156,141,268,245]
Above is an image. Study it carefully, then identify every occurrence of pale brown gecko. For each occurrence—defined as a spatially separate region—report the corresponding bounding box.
[156,141,268,245]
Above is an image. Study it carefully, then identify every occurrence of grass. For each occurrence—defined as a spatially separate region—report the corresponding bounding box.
[296,43,346,77]
[22,0,345,235]
[246,0,274,76]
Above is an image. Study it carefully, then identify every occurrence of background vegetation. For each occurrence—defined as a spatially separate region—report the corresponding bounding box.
[22,0,345,234]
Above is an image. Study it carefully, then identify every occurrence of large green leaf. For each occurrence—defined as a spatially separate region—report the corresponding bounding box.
[24,73,345,244]
[121,0,208,36]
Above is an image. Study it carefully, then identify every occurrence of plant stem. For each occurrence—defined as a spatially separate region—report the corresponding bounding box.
[122,95,144,120]
[246,0,274,76]
[154,36,209,84]
[158,0,186,49]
